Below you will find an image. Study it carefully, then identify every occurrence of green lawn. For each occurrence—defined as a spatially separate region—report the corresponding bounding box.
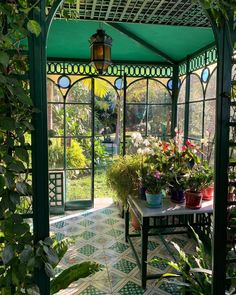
[66,167,115,201]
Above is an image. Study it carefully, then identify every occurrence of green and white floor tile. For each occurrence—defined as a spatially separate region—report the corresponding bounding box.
[50,201,195,294]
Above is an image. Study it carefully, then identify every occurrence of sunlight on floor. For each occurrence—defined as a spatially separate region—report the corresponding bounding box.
[50,198,194,295]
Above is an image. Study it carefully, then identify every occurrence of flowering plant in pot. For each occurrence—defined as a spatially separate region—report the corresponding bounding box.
[141,170,167,208]
[201,161,214,201]
[185,167,208,209]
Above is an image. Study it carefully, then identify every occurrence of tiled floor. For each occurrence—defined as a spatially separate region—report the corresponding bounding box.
[50,198,195,295]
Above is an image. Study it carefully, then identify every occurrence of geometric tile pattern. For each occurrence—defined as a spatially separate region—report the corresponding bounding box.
[78,244,98,256]
[159,281,182,295]
[109,242,129,253]
[113,258,136,274]
[51,199,196,295]
[118,281,145,295]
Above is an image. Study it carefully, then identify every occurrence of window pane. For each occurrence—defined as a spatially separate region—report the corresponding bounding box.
[148,79,171,104]
[127,79,146,103]
[205,70,217,99]
[67,79,92,103]
[66,169,91,201]
[177,104,185,133]
[204,100,216,141]
[66,138,91,169]
[189,74,203,101]
[47,79,63,103]
[126,104,146,134]
[66,104,91,136]
[48,138,64,169]
[48,104,64,136]
[147,105,172,137]
[188,102,203,138]
[178,79,186,103]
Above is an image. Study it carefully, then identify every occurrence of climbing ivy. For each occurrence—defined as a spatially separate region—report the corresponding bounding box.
[0,1,99,294]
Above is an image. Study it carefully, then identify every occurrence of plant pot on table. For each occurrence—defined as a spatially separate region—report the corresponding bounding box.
[185,190,203,209]
[202,185,214,201]
[170,188,185,204]
[145,191,163,208]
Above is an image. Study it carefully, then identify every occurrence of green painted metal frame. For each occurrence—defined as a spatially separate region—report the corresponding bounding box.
[171,65,179,137]
[184,57,190,141]
[211,17,234,295]
[28,0,50,294]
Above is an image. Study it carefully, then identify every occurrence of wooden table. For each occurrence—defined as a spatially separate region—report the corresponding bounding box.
[125,196,213,288]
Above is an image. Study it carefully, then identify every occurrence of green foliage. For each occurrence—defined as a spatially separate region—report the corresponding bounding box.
[142,171,167,194]
[106,155,141,205]
[0,2,100,294]
[156,226,212,295]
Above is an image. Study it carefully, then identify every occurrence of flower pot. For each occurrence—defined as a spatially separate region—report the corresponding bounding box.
[185,190,202,209]
[202,186,214,201]
[145,192,162,208]
[139,186,146,200]
[131,214,140,230]
[170,188,185,204]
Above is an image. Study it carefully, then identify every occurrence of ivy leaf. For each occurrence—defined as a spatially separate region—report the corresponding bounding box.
[0,117,15,131]
[2,244,14,264]
[0,175,5,192]
[44,237,54,246]
[15,147,29,164]
[9,192,20,206]
[27,20,41,37]
[20,245,33,263]
[43,246,59,266]
[16,182,28,195]
[44,262,55,278]
[8,160,25,173]
[0,51,9,68]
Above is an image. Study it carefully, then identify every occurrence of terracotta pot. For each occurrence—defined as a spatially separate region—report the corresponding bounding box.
[202,186,214,201]
[131,214,140,230]
[185,190,202,209]
[170,188,185,204]
[145,192,162,208]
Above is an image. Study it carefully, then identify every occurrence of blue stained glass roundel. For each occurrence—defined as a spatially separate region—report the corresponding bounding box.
[114,77,124,90]
[167,79,173,90]
[201,67,210,83]
[58,75,71,89]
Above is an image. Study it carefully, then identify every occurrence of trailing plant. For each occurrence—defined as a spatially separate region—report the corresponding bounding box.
[0,2,100,294]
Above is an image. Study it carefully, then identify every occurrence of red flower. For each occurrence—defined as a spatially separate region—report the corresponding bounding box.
[186,139,195,148]
[182,145,187,152]
[162,143,170,152]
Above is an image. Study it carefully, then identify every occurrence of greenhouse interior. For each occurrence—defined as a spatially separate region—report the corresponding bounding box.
[1,0,236,294]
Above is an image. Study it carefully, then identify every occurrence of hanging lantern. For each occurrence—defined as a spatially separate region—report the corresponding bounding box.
[89,29,112,75]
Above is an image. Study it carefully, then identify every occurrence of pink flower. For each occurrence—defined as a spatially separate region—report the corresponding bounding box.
[154,171,161,179]
[186,139,195,148]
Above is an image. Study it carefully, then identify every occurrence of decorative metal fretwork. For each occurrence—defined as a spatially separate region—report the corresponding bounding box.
[49,171,64,214]
[52,0,210,27]
[179,47,217,75]
[47,61,173,78]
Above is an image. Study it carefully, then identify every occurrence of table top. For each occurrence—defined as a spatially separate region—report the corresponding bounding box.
[128,196,213,218]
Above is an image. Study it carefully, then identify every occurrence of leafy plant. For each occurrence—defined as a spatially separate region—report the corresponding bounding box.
[106,155,141,205]
[154,226,212,295]
[185,167,209,193]
[142,170,167,194]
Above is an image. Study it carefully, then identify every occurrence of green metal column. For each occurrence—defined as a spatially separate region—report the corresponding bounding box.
[212,20,233,295]
[123,74,127,156]
[28,0,50,294]
[171,65,179,137]
[184,57,190,141]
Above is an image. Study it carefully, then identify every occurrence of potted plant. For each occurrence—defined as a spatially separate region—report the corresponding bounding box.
[185,167,207,209]
[167,169,187,204]
[201,162,214,201]
[142,170,167,208]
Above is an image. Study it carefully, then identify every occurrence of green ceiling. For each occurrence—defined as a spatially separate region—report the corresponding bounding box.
[47,19,215,64]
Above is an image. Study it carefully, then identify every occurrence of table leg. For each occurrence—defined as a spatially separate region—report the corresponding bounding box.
[125,207,130,243]
[141,217,148,289]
